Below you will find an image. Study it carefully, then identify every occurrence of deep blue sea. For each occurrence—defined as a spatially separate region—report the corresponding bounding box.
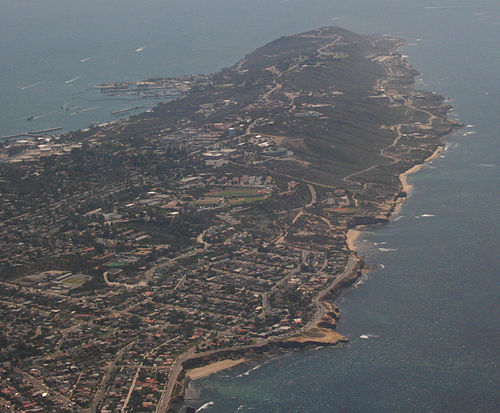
[2,1,498,412]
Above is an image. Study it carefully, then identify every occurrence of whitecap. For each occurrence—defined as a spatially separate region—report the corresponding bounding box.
[196,401,215,412]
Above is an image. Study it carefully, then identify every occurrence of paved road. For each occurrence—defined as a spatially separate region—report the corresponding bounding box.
[154,254,360,412]
[14,367,77,411]
[87,341,135,413]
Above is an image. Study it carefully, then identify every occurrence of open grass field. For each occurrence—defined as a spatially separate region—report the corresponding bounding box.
[228,196,267,206]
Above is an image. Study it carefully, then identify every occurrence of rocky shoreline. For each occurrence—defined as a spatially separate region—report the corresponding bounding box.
[173,42,461,413]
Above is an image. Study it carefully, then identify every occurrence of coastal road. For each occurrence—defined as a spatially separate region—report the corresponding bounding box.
[308,255,359,327]
[154,255,360,412]
[155,348,197,413]
[122,336,180,413]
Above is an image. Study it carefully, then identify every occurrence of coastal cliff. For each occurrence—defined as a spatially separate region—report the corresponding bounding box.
[0,26,460,413]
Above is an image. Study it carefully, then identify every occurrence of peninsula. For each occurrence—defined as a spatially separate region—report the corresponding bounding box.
[0,27,459,412]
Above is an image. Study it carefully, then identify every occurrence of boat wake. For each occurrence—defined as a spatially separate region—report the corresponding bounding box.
[65,75,82,84]
[378,248,398,252]
[18,82,41,90]
[135,45,147,52]
[416,214,436,218]
[80,57,92,63]
[424,6,452,9]
[77,106,100,113]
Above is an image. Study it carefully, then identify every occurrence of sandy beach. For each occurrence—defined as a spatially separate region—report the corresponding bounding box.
[346,229,361,252]
[393,145,444,217]
[186,358,247,380]
[399,145,444,195]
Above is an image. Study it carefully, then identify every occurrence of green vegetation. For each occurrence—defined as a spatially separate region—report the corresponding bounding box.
[228,196,267,206]
[207,188,265,198]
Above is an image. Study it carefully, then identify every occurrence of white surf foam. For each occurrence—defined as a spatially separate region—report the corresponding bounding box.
[196,401,214,412]
[360,333,379,339]
[237,363,263,377]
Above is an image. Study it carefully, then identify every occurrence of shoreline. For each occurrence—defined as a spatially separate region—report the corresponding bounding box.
[173,50,461,413]
[181,143,456,410]
[185,358,247,381]
[346,228,362,253]
[393,144,445,217]
[399,145,444,196]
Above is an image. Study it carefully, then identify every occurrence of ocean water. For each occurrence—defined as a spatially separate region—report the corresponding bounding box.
[1,1,498,412]
[183,2,500,412]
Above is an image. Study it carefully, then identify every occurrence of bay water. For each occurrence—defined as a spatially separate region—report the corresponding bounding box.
[1,1,498,411]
